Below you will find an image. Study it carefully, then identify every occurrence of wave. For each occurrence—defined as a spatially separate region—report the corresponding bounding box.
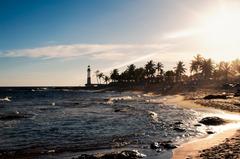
[104,96,134,105]
[0,96,11,102]
[31,88,48,92]
[143,93,156,97]
[145,99,164,104]
[110,96,133,101]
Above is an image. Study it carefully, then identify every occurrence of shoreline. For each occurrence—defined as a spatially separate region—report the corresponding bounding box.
[166,94,240,159]
[173,128,238,159]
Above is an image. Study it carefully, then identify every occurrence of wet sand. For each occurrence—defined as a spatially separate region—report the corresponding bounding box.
[172,128,237,159]
[166,94,240,159]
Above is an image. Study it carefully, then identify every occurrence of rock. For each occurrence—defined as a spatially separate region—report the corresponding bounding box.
[73,150,146,159]
[174,121,183,125]
[114,109,121,112]
[120,150,146,158]
[114,108,128,112]
[173,127,186,132]
[194,124,202,127]
[199,117,226,125]
[163,143,177,149]
[234,91,240,97]
[222,83,235,89]
[150,141,177,150]
[0,112,30,120]
[203,95,227,100]
[74,154,97,159]
[206,131,215,134]
[150,142,160,149]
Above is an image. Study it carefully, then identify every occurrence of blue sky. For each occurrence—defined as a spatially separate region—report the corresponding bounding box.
[1,0,240,86]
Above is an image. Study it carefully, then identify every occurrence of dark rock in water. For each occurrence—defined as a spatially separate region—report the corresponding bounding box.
[174,121,183,125]
[234,103,240,106]
[150,141,177,150]
[222,83,235,89]
[203,95,227,100]
[163,143,177,149]
[206,131,215,134]
[73,150,146,159]
[0,112,30,120]
[173,127,186,132]
[194,124,202,127]
[234,90,240,97]
[114,109,121,112]
[120,150,146,158]
[114,108,128,112]
[199,117,226,125]
[150,142,160,149]
[73,154,97,159]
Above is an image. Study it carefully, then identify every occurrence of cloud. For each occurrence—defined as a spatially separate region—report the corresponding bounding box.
[102,52,158,73]
[163,28,201,39]
[0,43,171,61]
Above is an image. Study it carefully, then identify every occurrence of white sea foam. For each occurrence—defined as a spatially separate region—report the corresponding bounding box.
[0,97,11,102]
[148,111,158,122]
[109,96,133,101]
[105,96,134,105]
[143,93,155,97]
[145,98,163,104]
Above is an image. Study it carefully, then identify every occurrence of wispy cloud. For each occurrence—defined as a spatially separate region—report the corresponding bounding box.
[102,52,159,73]
[163,28,201,39]
[0,43,171,61]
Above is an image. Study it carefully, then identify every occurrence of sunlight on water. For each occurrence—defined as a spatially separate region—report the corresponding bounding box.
[0,88,238,158]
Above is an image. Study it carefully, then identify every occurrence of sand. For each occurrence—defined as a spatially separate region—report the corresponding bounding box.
[172,128,237,159]
[165,94,240,159]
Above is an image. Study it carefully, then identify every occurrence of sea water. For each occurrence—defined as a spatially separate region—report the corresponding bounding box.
[0,88,210,158]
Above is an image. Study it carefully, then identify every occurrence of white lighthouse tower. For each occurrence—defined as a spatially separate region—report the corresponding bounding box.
[86,65,91,86]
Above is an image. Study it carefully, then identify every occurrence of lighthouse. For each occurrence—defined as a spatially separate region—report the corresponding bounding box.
[87,65,91,86]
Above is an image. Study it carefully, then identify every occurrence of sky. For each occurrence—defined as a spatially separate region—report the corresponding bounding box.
[1,0,240,86]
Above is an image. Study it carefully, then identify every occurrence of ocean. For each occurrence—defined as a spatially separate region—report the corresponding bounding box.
[0,87,208,159]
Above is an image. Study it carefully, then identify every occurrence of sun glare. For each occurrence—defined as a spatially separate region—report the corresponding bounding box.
[202,9,240,44]
[198,5,240,61]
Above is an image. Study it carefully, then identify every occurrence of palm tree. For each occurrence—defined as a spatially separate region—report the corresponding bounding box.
[218,61,232,81]
[145,60,156,82]
[127,64,136,82]
[97,72,104,84]
[164,70,175,84]
[174,61,186,82]
[95,70,100,84]
[120,71,128,83]
[104,76,110,84]
[134,67,145,83]
[231,59,240,75]
[200,58,214,80]
[156,62,164,76]
[110,69,120,83]
[190,54,204,74]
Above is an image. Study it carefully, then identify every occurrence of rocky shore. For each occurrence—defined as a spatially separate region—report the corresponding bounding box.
[180,89,240,159]
[198,130,240,159]
[72,150,146,159]
[185,89,240,113]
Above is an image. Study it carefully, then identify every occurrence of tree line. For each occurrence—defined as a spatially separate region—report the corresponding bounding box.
[94,54,240,86]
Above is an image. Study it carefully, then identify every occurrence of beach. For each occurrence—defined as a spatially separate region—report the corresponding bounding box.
[169,91,240,159]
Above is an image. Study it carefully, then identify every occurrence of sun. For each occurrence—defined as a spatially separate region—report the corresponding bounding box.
[202,8,240,44]
[198,4,240,61]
